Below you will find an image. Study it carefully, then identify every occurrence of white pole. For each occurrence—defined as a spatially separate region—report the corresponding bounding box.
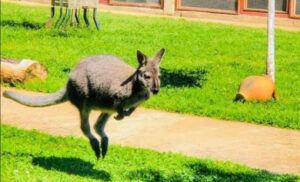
[267,0,275,82]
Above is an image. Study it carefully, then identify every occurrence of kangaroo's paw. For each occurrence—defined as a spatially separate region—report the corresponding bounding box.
[124,110,131,116]
[124,107,136,116]
[114,114,124,120]
[101,136,109,159]
[90,138,100,160]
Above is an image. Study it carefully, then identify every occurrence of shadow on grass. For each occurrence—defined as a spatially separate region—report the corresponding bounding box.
[160,68,207,88]
[127,162,298,182]
[1,20,43,30]
[127,168,186,182]
[32,156,111,181]
[187,162,298,182]
[62,67,208,88]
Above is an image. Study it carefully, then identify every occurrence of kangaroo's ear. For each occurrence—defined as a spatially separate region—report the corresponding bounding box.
[154,48,165,64]
[137,50,147,66]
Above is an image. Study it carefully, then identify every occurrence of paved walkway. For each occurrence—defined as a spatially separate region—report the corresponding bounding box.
[1,87,300,175]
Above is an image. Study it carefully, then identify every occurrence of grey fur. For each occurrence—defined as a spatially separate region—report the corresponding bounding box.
[3,48,165,159]
[3,87,67,107]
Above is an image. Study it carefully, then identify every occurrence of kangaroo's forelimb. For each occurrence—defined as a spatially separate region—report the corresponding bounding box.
[114,107,136,120]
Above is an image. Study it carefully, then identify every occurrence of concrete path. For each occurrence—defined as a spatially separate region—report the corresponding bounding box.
[1,87,300,175]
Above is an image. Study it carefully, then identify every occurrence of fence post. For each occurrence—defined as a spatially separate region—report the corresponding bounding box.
[164,0,175,15]
[267,0,275,82]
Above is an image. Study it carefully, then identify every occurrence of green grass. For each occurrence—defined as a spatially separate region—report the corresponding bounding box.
[1,124,299,181]
[1,2,300,129]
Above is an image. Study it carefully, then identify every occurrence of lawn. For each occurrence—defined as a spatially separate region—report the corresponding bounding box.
[1,124,299,182]
[1,2,300,129]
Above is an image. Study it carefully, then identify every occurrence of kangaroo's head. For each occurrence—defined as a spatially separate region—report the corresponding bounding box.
[136,48,165,95]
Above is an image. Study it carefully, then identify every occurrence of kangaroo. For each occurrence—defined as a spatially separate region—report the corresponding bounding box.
[3,48,165,159]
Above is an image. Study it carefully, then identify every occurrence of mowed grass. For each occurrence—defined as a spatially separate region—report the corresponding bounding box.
[1,124,299,182]
[1,3,300,129]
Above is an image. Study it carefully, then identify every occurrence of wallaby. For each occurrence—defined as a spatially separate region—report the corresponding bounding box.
[3,48,165,159]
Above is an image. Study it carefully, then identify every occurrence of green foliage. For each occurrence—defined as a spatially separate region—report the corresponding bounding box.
[1,2,300,129]
[1,124,299,181]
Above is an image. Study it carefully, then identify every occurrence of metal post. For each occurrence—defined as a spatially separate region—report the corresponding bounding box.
[93,8,100,30]
[62,9,71,29]
[54,7,63,28]
[57,8,68,28]
[46,7,55,28]
[75,9,80,25]
[267,0,275,82]
[83,8,90,28]
[71,9,75,26]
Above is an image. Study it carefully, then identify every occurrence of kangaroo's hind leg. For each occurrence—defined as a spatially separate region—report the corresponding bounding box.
[80,107,100,159]
[94,113,111,159]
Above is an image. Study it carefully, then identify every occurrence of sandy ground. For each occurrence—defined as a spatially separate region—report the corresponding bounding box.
[1,87,300,175]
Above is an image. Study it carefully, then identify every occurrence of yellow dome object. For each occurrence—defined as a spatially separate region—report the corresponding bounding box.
[236,75,277,102]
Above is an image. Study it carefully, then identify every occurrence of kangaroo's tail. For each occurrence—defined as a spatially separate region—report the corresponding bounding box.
[3,86,68,107]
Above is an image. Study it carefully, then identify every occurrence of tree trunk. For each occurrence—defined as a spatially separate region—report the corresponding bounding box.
[1,59,48,84]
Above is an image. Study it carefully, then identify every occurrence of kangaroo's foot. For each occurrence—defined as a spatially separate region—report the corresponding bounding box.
[80,107,100,159]
[90,138,100,159]
[94,113,111,159]
[101,136,109,158]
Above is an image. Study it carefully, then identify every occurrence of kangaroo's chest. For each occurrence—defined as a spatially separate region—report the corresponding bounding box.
[122,90,151,109]
[89,92,149,114]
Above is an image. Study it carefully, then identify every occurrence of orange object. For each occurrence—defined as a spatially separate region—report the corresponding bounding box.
[235,75,277,102]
